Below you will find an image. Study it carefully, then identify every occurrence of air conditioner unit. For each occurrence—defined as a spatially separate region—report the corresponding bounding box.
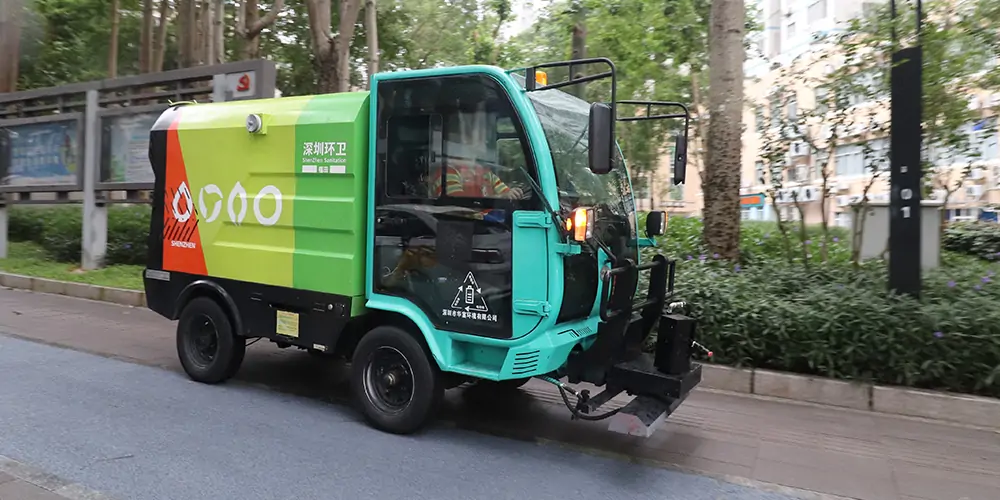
[836,181,850,192]
[836,195,850,206]
[969,167,984,180]
[967,185,984,200]
[799,186,819,202]
[871,192,890,203]
[789,141,809,157]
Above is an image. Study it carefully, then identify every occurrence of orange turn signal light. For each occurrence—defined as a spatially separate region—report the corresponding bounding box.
[566,207,594,242]
[535,70,548,87]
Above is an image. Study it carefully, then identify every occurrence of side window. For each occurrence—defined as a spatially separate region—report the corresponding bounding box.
[379,77,537,207]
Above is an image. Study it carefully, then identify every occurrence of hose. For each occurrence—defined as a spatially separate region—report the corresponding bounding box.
[555,384,625,421]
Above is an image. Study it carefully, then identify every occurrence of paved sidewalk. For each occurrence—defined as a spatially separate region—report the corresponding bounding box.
[1,287,998,500]
[0,454,114,500]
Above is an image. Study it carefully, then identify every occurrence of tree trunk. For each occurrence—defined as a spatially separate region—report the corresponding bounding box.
[334,0,363,92]
[241,0,284,60]
[108,0,121,78]
[177,0,198,67]
[140,0,154,73]
[703,0,745,260]
[0,0,23,93]
[153,0,172,72]
[213,0,225,64]
[365,0,379,89]
[201,0,214,65]
[569,1,586,99]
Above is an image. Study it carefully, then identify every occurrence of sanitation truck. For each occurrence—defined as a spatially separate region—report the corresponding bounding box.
[143,58,703,436]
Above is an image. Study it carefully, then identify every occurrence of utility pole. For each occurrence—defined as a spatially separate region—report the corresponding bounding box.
[888,0,923,297]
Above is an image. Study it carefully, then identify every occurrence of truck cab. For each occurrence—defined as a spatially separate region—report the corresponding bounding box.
[144,58,701,436]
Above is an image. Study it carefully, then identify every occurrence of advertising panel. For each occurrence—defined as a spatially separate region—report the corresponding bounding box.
[100,111,160,184]
[0,119,81,188]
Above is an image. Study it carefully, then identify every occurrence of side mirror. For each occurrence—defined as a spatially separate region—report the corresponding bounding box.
[673,133,687,185]
[588,102,614,174]
[646,210,666,237]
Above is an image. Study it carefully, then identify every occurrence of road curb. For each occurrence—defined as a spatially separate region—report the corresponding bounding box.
[0,455,117,500]
[0,272,145,307]
[1,270,997,429]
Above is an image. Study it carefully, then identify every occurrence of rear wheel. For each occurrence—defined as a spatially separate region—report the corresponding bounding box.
[176,296,245,384]
[350,325,443,434]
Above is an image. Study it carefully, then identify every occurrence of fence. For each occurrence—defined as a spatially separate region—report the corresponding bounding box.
[0,59,277,269]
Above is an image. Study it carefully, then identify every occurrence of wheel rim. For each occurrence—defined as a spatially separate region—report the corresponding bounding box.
[362,346,415,414]
[183,313,219,369]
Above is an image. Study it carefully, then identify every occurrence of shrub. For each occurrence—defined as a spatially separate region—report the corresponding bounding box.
[106,205,151,266]
[6,204,150,265]
[663,257,1000,397]
[943,221,1000,261]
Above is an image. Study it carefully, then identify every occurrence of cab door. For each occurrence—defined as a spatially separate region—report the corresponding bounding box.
[370,71,547,340]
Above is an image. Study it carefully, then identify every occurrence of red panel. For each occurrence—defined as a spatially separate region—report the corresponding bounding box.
[161,115,208,276]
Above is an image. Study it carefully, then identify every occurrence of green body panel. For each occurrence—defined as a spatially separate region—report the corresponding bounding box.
[169,92,370,311]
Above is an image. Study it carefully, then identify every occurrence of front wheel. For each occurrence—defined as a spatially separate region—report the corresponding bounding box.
[350,325,443,434]
[176,296,246,384]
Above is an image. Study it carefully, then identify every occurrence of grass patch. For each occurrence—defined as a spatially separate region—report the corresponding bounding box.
[0,241,143,290]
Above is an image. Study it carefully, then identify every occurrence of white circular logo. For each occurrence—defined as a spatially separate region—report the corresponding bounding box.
[171,181,282,226]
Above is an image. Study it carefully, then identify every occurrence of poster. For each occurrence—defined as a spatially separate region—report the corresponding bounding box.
[0,120,80,187]
[101,112,159,184]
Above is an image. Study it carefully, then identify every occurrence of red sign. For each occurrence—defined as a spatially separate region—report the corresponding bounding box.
[236,74,251,92]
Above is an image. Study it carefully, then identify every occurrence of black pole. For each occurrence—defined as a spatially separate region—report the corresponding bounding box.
[887,0,923,297]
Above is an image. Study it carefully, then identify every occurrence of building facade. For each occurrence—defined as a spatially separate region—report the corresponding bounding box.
[739,0,1000,226]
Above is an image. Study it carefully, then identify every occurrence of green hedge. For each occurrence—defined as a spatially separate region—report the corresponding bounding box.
[943,221,1000,261]
[7,205,150,266]
[642,214,1000,398]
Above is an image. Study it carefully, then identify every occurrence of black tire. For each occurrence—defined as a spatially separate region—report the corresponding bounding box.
[350,325,443,434]
[176,296,246,384]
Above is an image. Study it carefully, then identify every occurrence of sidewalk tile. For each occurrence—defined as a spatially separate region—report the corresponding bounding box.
[0,479,69,500]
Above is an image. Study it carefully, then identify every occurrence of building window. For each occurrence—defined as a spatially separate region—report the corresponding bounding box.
[834,138,889,177]
[787,21,797,40]
[755,161,765,185]
[814,86,829,114]
[807,0,827,23]
[787,98,798,120]
[755,107,766,132]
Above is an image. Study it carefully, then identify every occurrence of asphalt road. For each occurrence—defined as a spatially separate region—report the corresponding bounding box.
[0,334,797,500]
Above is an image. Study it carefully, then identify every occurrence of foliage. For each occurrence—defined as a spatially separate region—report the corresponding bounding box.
[639,213,1000,398]
[943,221,1000,262]
[7,205,150,265]
[18,0,166,88]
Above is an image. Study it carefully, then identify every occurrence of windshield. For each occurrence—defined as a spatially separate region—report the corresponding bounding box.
[517,77,637,239]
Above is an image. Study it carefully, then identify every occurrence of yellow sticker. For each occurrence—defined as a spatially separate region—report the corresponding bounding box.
[276,310,300,338]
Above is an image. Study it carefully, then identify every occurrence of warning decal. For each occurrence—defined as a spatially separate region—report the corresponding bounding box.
[443,271,497,323]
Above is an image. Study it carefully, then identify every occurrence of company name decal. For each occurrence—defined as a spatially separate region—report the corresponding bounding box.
[171,181,283,227]
[301,140,348,175]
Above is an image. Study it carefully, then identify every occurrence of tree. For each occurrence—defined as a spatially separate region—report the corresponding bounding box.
[108,0,121,77]
[151,0,173,72]
[364,0,378,88]
[304,0,362,92]
[238,0,285,60]
[0,0,24,93]
[140,0,154,72]
[703,0,745,260]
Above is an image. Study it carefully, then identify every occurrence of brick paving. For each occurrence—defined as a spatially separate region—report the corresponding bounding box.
[1,286,998,500]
